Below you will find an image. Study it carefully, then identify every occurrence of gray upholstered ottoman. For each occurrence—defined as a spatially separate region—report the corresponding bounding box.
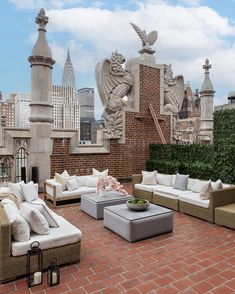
[104,203,173,242]
[81,192,133,219]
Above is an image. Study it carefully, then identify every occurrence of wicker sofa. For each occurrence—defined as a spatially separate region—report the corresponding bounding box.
[44,175,98,207]
[0,186,82,283]
[133,173,235,223]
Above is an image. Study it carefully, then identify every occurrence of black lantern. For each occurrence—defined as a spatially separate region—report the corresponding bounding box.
[47,258,60,287]
[26,241,43,287]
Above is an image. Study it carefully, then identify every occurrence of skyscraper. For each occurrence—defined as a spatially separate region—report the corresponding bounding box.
[61,48,76,88]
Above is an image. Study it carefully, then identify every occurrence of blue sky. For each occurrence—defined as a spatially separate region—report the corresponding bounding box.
[1,0,235,118]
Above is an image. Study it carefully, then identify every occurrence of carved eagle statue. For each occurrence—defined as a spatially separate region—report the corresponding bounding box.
[130,23,158,49]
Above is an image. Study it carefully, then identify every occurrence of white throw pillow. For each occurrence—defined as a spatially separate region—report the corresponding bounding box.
[20,181,38,202]
[66,177,79,191]
[200,180,213,200]
[54,173,68,191]
[2,199,30,242]
[86,176,99,187]
[61,170,70,178]
[8,181,25,202]
[29,202,59,228]
[157,173,173,187]
[92,168,108,177]
[20,203,49,235]
[141,171,157,185]
[213,179,223,190]
[173,174,189,191]
[76,176,89,187]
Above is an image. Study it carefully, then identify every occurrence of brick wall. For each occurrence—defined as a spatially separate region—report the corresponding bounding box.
[51,65,171,179]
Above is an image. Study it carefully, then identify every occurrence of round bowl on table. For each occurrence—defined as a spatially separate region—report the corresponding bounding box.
[126,199,150,211]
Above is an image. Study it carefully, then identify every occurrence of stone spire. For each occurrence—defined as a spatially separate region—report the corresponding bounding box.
[198,59,215,144]
[28,8,56,189]
[62,47,76,88]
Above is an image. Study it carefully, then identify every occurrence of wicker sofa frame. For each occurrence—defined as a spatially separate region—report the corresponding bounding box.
[0,204,81,283]
[132,174,235,223]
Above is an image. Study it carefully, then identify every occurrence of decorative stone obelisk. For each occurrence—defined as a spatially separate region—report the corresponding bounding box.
[28,8,55,189]
[198,59,215,143]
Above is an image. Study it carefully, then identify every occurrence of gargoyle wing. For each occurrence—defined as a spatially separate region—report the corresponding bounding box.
[95,59,124,106]
[130,23,147,46]
[173,75,185,110]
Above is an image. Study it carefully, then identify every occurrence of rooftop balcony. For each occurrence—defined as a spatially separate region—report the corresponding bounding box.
[1,182,235,294]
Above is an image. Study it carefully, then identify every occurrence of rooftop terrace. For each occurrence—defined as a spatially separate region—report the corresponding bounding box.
[1,183,235,294]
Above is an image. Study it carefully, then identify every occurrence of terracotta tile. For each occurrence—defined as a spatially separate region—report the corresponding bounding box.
[2,183,235,294]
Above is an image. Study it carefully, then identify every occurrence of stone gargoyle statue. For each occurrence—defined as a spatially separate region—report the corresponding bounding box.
[95,51,133,139]
[164,64,184,114]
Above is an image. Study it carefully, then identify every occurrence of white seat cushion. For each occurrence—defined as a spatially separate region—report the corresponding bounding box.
[179,192,210,208]
[135,183,165,193]
[61,186,97,198]
[153,186,190,199]
[11,214,82,256]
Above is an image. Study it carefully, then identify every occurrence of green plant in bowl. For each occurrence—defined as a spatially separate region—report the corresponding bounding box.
[127,198,150,211]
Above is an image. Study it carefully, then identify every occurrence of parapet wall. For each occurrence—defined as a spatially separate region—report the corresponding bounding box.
[51,64,171,179]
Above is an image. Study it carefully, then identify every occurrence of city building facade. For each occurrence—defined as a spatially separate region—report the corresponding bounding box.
[77,87,95,143]
[0,91,15,127]
[14,93,31,128]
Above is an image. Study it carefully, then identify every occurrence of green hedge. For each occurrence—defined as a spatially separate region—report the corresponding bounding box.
[146,109,235,184]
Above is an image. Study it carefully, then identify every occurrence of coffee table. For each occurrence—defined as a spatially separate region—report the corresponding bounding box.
[104,203,173,242]
[81,191,133,219]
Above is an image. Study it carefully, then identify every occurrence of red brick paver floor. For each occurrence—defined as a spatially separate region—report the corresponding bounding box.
[1,183,235,294]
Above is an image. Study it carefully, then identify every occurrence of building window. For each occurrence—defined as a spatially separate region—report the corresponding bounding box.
[0,158,11,183]
[15,147,27,182]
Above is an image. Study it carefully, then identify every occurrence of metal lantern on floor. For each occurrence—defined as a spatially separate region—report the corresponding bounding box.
[26,241,43,287]
[47,258,60,287]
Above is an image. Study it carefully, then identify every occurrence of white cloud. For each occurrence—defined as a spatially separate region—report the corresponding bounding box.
[9,0,82,9]
[20,0,235,114]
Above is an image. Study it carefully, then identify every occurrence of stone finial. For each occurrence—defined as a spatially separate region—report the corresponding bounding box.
[130,23,158,55]
[36,8,49,30]
[200,58,214,94]
[203,58,211,74]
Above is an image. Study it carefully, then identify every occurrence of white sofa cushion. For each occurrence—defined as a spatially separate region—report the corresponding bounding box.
[76,175,90,187]
[66,178,79,191]
[173,174,189,191]
[187,178,197,191]
[11,213,82,256]
[141,171,157,185]
[156,173,173,186]
[2,199,30,242]
[55,172,70,191]
[179,192,210,208]
[191,179,209,193]
[20,181,38,202]
[20,203,49,235]
[61,186,97,198]
[8,181,25,202]
[135,183,165,193]
[29,202,59,228]
[153,186,190,199]
[86,176,99,187]
[200,180,213,200]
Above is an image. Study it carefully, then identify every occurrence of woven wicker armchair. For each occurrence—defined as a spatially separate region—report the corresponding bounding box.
[0,204,81,283]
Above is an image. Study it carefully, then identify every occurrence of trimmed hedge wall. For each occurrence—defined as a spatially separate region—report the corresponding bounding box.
[146,108,235,184]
